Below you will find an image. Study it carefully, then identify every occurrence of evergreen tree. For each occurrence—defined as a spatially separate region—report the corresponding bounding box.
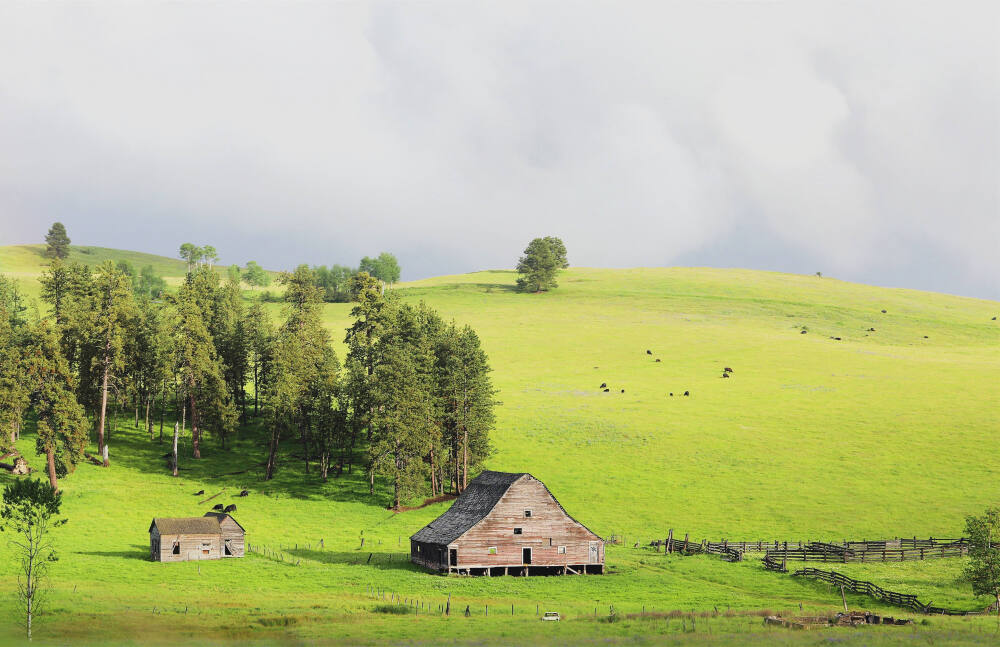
[91,261,135,467]
[43,222,71,259]
[515,237,567,292]
[0,277,30,454]
[24,321,88,491]
[243,302,274,417]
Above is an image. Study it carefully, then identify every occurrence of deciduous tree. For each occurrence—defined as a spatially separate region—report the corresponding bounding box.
[964,507,1000,624]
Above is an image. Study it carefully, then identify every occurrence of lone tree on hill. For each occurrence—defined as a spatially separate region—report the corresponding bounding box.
[1,478,68,641]
[516,236,568,293]
[43,223,71,260]
[964,507,1000,624]
[242,261,271,288]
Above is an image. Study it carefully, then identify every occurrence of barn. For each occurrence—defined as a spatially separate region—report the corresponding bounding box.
[149,513,245,562]
[410,471,604,575]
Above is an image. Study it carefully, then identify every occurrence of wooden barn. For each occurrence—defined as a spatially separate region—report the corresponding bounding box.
[149,512,245,562]
[410,471,604,575]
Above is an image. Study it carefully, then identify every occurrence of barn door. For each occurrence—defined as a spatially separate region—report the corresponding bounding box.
[224,539,233,556]
[522,547,531,565]
[589,542,599,563]
[449,549,457,566]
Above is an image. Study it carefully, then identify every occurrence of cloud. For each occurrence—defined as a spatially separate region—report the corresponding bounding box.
[0,1,996,298]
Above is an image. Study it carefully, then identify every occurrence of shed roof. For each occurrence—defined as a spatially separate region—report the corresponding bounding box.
[149,516,221,535]
[203,512,246,533]
[411,471,528,545]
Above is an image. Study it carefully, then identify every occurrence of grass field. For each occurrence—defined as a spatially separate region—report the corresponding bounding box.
[1,244,998,645]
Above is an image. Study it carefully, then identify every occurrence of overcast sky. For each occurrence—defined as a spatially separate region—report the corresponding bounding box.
[0,2,997,298]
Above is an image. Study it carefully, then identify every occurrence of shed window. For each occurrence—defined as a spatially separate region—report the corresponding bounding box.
[513,527,522,535]
[416,545,421,553]
[558,546,566,554]
[202,542,211,555]
[488,546,497,555]
[524,510,532,518]
[171,541,180,555]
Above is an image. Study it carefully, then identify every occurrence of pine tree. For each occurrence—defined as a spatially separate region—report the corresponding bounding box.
[43,222,71,259]
[0,277,31,454]
[243,302,274,417]
[91,261,135,467]
[24,321,88,491]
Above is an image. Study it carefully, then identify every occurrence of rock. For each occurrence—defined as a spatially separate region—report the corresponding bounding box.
[12,456,30,475]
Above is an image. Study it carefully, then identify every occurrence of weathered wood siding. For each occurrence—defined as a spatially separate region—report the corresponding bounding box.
[218,517,245,557]
[152,532,223,562]
[452,476,603,567]
[410,540,448,570]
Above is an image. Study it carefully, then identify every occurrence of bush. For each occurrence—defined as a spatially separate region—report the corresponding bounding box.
[373,604,413,615]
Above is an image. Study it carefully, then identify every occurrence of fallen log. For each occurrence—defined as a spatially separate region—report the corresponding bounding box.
[199,489,226,505]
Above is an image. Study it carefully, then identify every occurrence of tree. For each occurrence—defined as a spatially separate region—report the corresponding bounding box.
[243,302,274,417]
[359,252,401,285]
[91,261,135,467]
[515,237,567,293]
[0,276,30,454]
[242,261,271,288]
[43,223,71,260]
[201,245,219,269]
[964,507,1000,623]
[24,321,88,491]
[178,243,200,272]
[0,478,67,641]
[137,265,166,300]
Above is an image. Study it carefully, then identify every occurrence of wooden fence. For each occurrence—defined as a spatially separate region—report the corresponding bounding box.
[764,540,968,564]
[791,567,988,616]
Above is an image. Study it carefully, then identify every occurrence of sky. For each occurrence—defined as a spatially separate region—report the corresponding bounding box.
[0,2,997,299]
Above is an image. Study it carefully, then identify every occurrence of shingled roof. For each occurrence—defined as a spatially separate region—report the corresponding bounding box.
[411,471,527,545]
[149,516,222,535]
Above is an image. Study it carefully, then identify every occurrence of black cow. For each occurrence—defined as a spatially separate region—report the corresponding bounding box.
[722,373,730,378]
[620,389,625,393]
[669,393,673,396]
[655,358,661,362]
[683,391,690,396]
[193,489,204,496]
[923,335,929,339]
[212,503,224,511]
[599,382,607,388]
[869,328,876,332]
[223,504,237,514]
[603,388,610,392]
[881,309,887,313]
[646,350,652,355]
[239,489,249,497]
[800,330,807,334]
[723,367,733,373]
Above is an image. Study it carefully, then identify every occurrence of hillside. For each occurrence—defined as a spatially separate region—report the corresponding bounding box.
[1,246,999,645]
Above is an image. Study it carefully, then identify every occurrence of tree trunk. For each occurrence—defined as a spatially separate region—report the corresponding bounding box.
[189,393,201,459]
[430,447,437,497]
[264,427,280,480]
[98,364,110,467]
[46,448,58,492]
[172,422,179,477]
[146,394,152,440]
[253,364,259,416]
[463,426,469,491]
[158,381,166,443]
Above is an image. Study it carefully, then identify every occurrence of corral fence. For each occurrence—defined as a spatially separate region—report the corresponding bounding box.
[764,539,968,565]
[790,567,990,616]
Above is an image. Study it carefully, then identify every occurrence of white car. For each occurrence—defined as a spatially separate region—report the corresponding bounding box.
[541,612,561,621]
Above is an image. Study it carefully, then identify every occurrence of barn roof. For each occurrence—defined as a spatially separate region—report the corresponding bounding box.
[411,471,527,545]
[149,516,221,535]
[203,512,246,532]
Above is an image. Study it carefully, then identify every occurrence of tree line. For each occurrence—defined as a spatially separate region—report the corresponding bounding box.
[1,248,493,509]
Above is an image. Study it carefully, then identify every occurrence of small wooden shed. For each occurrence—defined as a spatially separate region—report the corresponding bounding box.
[410,471,604,575]
[149,513,245,562]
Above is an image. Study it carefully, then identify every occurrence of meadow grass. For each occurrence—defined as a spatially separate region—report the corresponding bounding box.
[0,246,998,644]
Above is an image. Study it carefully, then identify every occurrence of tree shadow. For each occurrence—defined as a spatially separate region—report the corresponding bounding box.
[75,544,150,560]
[287,549,423,572]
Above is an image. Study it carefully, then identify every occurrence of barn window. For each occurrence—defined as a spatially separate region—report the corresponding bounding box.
[202,542,211,555]
[524,510,532,518]
[558,546,566,554]
[416,545,421,553]
[171,541,180,555]
[488,546,497,555]
[513,527,523,535]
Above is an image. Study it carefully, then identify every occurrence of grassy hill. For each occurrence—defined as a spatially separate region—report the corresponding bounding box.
[1,246,999,645]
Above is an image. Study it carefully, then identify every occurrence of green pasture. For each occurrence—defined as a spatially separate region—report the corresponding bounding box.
[1,245,998,644]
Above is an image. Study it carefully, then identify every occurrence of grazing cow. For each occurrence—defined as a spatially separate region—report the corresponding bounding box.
[683,391,690,396]
[193,489,204,496]
[800,330,807,334]
[655,358,661,362]
[722,373,730,378]
[724,367,733,373]
[599,382,607,388]
[224,504,237,514]
[621,389,625,393]
[993,317,997,321]
[923,335,928,338]
[881,309,887,313]
[646,349,652,355]
[669,393,673,396]
[212,503,224,511]
[239,489,249,497]
[869,328,876,332]
[603,388,610,392]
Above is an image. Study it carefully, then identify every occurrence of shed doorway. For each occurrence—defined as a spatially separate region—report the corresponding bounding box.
[589,541,599,562]
[224,540,233,556]
[522,547,532,565]
[449,549,457,567]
